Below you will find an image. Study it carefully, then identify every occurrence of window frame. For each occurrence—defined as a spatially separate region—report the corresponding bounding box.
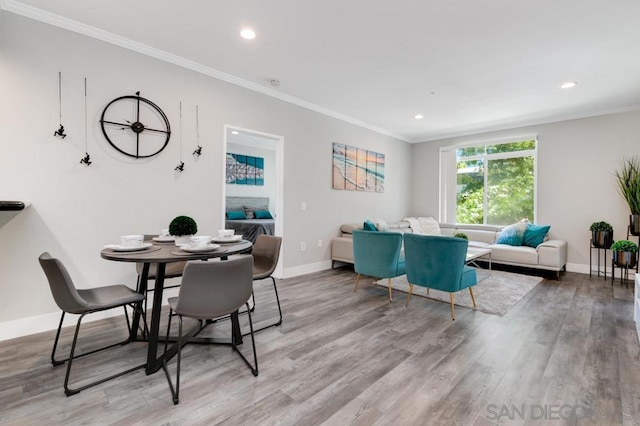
[439,135,538,225]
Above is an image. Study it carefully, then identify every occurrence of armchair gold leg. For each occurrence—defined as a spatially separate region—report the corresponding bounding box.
[387,278,393,302]
[406,284,414,307]
[426,288,430,295]
[353,274,361,292]
[450,293,455,320]
[469,287,476,307]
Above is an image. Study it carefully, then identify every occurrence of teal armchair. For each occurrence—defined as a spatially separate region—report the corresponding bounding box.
[352,230,405,302]
[403,234,477,319]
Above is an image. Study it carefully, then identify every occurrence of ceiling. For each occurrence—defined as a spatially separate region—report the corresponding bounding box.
[4,0,640,142]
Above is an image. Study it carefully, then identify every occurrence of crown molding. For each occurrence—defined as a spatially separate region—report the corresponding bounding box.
[0,0,409,142]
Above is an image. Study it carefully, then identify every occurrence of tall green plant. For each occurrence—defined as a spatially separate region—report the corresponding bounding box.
[615,157,640,214]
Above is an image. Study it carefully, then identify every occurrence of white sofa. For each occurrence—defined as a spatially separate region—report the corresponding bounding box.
[331,220,568,278]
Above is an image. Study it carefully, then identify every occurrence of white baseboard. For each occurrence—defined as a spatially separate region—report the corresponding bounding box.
[566,262,636,278]
[282,260,333,279]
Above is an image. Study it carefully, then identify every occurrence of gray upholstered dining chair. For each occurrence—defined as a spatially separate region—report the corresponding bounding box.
[38,252,147,396]
[250,234,283,333]
[162,255,258,405]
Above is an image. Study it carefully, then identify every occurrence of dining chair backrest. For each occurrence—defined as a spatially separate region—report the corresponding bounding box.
[352,230,405,279]
[403,234,468,292]
[174,255,254,319]
[252,235,282,279]
[39,252,87,314]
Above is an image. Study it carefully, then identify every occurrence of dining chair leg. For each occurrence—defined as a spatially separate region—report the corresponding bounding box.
[450,293,455,320]
[51,312,66,366]
[405,283,414,307]
[427,288,430,295]
[353,274,361,292]
[231,307,259,376]
[387,278,394,302]
[247,276,283,335]
[469,287,477,307]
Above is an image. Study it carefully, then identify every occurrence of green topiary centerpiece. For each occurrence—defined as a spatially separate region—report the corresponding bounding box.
[454,232,468,240]
[169,216,198,245]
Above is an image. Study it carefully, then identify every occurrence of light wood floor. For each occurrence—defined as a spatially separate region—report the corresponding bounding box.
[1,268,639,425]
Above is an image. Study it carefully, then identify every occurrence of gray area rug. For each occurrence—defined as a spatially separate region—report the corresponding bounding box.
[375,269,543,316]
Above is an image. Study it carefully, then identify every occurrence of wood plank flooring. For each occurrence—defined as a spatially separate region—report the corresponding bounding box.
[1,268,639,425]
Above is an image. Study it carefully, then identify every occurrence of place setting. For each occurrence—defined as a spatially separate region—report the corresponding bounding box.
[211,229,244,244]
[171,235,226,256]
[103,234,159,254]
[152,229,175,243]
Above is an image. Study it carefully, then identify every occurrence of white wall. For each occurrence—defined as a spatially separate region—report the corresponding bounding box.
[411,109,640,273]
[226,142,277,213]
[0,11,412,337]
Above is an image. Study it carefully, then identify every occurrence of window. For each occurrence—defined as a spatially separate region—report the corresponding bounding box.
[440,138,536,225]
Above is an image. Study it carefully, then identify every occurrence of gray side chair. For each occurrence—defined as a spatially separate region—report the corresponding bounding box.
[162,255,258,405]
[38,252,147,396]
[250,234,283,333]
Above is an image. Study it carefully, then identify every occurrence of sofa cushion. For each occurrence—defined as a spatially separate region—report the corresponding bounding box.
[363,220,378,231]
[496,222,527,246]
[523,223,550,248]
[490,244,538,264]
[375,218,390,231]
[254,210,273,219]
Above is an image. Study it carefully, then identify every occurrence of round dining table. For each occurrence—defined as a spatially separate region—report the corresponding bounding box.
[101,238,252,374]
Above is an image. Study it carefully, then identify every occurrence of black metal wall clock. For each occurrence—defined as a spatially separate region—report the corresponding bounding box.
[100,91,171,159]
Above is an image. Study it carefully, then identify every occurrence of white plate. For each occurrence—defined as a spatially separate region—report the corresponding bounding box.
[152,235,175,242]
[180,243,222,253]
[212,235,243,243]
[108,243,153,252]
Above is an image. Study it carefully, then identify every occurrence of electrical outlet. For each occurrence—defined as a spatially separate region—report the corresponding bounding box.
[318,239,322,248]
[301,242,306,251]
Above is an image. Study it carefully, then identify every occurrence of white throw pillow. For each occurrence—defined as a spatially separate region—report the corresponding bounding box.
[417,217,441,235]
[375,218,390,231]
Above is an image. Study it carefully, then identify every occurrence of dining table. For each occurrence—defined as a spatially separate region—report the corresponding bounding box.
[101,238,253,374]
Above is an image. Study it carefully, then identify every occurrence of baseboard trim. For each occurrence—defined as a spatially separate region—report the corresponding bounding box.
[282,260,332,279]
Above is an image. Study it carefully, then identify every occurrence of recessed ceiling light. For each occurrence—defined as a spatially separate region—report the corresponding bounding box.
[240,28,256,40]
[560,82,577,89]
[231,130,239,135]
[414,114,424,120]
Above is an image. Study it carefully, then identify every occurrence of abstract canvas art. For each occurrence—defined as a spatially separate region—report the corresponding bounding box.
[332,143,384,192]
[226,153,264,185]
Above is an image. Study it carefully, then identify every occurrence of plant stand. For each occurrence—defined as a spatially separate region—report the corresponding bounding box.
[612,256,636,289]
[589,240,609,279]
[627,225,640,273]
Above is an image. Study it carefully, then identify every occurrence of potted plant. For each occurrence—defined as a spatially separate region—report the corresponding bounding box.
[589,221,613,248]
[615,157,640,236]
[169,215,198,246]
[610,240,638,268]
[454,232,469,240]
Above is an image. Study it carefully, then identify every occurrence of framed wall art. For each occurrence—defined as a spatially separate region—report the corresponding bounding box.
[332,143,384,192]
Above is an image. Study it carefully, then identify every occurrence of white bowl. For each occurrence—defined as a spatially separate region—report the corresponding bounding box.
[120,234,144,248]
[190,235,212,247]
[216,229,235,239]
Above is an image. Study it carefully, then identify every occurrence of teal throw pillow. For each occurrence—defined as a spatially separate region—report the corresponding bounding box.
[363,220,378,231]
[523,223,550,247]
[226,211,247,220]
[496,222,527,246]
[254,210,273,219]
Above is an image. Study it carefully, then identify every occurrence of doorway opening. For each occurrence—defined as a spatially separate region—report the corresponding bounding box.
[223,125,284,278]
